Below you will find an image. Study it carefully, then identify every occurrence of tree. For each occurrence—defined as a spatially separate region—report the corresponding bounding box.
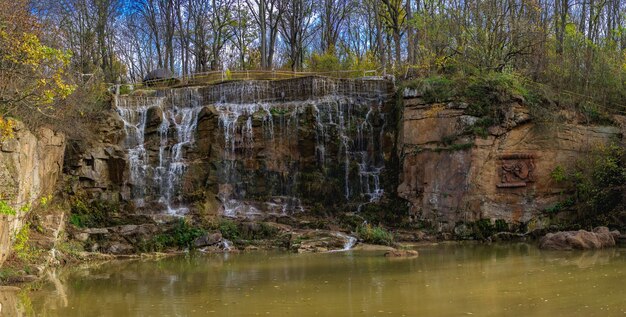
[279,0,314,70]
[380,0,406,66]
[0,0,74,137]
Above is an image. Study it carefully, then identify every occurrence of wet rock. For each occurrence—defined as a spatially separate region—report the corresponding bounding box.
[107,242,134,254]
[453,223,473,240]
[492,232,527,242]
[193,232,222,248]
[384,249,418,257]
[291,230,345,253]
[538,227,620,250]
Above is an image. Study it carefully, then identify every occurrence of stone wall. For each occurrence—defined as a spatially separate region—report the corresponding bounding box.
[0,122,65,265]
[397,89,622,232]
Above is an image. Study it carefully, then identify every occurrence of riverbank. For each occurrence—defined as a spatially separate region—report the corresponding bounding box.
[3,212,623,287]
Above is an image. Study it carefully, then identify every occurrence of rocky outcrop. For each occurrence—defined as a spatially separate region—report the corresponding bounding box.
[63,109,127,203]
[0,121,65,265]
[397,89,622,232]
[538,227,620,250]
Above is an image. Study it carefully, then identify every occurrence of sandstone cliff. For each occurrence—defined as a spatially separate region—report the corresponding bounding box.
[0,121,65,265]
[397,88,623,234]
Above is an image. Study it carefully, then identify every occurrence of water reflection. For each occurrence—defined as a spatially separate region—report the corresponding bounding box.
[17,245,626,317]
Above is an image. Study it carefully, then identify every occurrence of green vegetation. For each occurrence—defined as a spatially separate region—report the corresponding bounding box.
[405,75,455,103]
[218,219,240,240]
[69,198,119,228]
[0,200,16,216]
[140,219,205,252]
[13,223,40,262]
[549,143,626,228]
[572,144,626,227]
[356,223,394,245]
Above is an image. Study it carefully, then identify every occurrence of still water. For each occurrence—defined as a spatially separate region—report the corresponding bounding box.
[9,243,626,316]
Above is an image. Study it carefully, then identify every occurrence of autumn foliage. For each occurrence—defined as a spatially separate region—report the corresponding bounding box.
[0,0,75,139]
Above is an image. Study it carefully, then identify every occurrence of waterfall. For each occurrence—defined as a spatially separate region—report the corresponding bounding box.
[114,78,390,218]
[311,96,386,203]
[329,232,358,252]
[214,94,386,218]
[116,89,203,215]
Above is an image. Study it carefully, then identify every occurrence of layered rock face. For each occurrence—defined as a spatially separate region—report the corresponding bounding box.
[64,77,622,235]
[71,77,396,219]
[397,89,622,232]
[0,122,65,265]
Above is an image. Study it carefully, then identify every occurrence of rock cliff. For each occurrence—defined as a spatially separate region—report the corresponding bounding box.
[0,122,65,265]
[397,88,623,233]
[56,77,626,245]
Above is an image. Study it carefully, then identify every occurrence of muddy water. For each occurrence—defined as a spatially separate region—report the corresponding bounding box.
[6,244,626,316]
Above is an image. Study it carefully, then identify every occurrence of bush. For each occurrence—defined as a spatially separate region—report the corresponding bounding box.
[13,224,40,262]
[141,219,205,252]
[218,219,240,240]
[418,76,456,103]
[309,51,341,72]
[571,143,625,226]
[356,223,394,245]
[69,198,119,228]
[463,71,530,120]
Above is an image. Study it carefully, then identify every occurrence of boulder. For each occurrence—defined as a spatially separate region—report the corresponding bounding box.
[193,232,222,248]
[538,227,620,250]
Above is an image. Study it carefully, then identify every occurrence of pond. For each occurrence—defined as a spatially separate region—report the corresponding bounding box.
[6,243,626,316]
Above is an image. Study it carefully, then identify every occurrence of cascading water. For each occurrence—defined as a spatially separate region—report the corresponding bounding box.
[116,89,203,215]
[213,92,387,218]
[115,77,391,218]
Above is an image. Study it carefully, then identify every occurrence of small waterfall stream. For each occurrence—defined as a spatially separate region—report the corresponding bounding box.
[116,89,203,215]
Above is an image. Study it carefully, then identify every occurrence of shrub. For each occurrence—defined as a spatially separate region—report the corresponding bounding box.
[13,224,40,262]
[141,219,205,252]
[356,223,394,245]
[571,143,625,226]
[418,76,456,103]
[218,219,240,240]
[69,198,119,228]
[463,71,530,120]
[309,51,341,72]
[0,200,16,216]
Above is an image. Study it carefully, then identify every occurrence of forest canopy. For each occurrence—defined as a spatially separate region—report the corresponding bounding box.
[1,0,626,134]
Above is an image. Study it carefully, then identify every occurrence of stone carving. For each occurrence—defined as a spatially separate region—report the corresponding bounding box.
[497,153,535,188]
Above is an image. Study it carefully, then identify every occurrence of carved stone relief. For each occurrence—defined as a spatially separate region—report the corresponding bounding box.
[497,153,535,188]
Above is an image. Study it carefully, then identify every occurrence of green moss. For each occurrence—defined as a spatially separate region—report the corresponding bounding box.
[434,143,474,152]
